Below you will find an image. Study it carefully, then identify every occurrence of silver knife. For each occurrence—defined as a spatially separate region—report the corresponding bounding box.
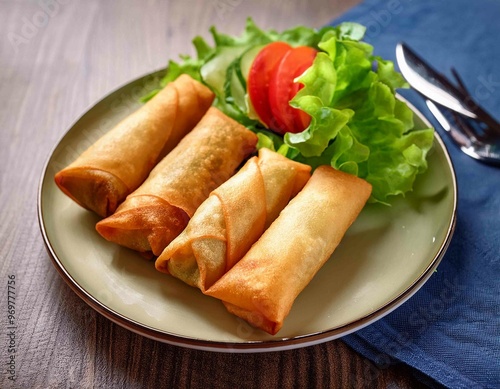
[396,42,500,136]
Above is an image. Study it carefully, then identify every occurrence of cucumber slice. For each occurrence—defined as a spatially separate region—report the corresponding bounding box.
[224,59,247,113]
[203,43,267,120]
[245,93,264,124]
[239,45,266,125]
[200,46,247,96]
[222,44,265,119]
[239,44,265,84]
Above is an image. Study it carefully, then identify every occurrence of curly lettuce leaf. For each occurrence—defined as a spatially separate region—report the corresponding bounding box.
[284,31,433,203]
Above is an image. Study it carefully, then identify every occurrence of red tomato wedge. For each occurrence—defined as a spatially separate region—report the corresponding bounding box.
[247,42,292,129]
[268,46,317,134]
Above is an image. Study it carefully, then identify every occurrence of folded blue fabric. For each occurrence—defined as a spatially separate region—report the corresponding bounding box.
[332,1,500,388]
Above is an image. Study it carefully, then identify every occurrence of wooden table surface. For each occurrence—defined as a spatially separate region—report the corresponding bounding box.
[1,0,431,387]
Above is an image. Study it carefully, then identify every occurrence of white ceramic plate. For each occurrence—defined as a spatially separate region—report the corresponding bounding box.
[38,70,457,352]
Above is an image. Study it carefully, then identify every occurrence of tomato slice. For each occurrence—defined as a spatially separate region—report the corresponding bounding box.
[247,42,292,129]
[268,46,317,134]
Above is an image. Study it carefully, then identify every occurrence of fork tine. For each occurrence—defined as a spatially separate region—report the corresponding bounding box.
[428,98,486,143]
[427,100,500,165]
[449,110,491,143]
[450,67,470,96]
[426,100,472,147]
[449,67,500,139]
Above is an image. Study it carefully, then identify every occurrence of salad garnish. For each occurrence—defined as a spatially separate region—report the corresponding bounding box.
[142,18,434,204]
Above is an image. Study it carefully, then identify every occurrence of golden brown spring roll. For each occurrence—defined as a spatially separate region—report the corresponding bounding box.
[205,165,372,335]
[95,107,258,256]
[155,148,311,291]
[55,74,215,217]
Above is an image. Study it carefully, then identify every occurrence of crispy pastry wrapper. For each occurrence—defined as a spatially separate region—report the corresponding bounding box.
[155,148,311,291]
[205,165,372,335]
[55,75,214,217]
[95,107,257,256]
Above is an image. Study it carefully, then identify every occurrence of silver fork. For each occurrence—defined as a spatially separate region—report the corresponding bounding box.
[396,42,500,165]
[426,99,500,165]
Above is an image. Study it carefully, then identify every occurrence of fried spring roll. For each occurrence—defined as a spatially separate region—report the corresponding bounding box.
[95,107,258,256]
[155,148,311,291]
[205,166,372,335]
[55,74,215,217]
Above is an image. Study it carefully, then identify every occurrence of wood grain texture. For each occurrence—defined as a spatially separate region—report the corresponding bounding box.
[0,0,430,387]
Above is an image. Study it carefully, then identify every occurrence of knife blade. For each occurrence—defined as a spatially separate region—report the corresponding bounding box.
[396,42,476,119]
[396,42,500,136]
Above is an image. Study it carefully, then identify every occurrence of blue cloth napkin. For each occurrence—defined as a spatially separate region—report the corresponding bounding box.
[332,1,500,388]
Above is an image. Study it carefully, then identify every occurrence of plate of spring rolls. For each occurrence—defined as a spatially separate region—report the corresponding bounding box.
[38,70,457,352]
